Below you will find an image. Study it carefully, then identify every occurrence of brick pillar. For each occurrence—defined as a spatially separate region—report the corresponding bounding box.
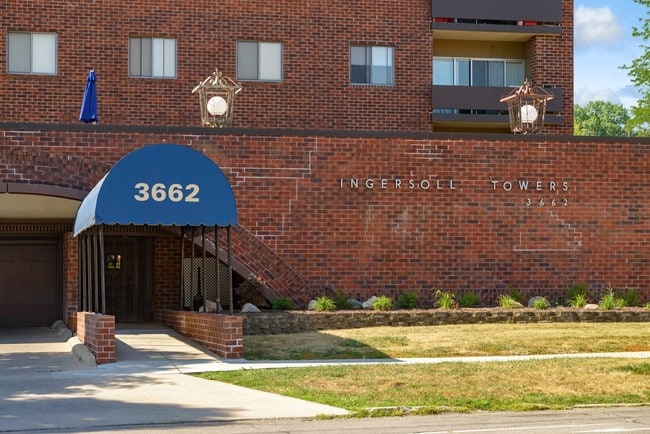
[77,312,115,364]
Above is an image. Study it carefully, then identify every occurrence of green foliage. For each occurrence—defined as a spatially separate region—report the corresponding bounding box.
[371,295,394,311]
[645,302,650,309]
[332,292,352,310]
[566,283,590,307]
[568,293,588,308]
[313,296,337,311]
[574,101,631,136]
[622,288,641,307]
[621,0,650,133]
[271,296,295,310]
[598,288,626,310]
[505,285,525,304]
[531,297,550,310]
[398,291,419,309]
[458,293,481,308]
[498,294,523,309]
[433,290,456,309]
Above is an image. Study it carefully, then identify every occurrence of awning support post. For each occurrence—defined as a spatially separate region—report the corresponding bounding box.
[227,226,233,315]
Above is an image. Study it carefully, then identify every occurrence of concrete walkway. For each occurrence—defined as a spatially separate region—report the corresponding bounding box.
[0,324,349,433]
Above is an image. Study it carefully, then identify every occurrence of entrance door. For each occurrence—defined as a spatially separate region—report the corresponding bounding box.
[104,237,152,322]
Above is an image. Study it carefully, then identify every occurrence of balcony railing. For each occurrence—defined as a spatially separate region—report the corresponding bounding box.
[431,85,562,126]
[432,0,562,24]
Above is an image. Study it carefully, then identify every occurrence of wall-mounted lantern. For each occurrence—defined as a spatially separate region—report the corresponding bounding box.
[192,69,243,128]
[500,79,554,134]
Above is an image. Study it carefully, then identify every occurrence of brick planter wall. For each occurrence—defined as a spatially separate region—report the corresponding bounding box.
[76,312,115,364]
[241,309,650,335]
[154,310,243,359]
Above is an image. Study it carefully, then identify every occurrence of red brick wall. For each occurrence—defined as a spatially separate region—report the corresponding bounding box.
[0,1,572,133]
[76,312,115,364]
[154,310,243,359]
[61,233,78,331]
[3,127,649,307]
[529,0,574,135]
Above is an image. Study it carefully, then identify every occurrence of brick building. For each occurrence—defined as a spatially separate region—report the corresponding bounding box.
[1,0,648,361]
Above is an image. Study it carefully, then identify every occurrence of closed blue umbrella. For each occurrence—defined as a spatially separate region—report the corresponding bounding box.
[79,70,98,123]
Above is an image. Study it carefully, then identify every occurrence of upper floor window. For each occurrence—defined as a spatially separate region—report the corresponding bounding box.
[7,32,57,75]
[433,58,524,87]
[237,41,283,81]
[129,37,177,78]
[350,46,394,85]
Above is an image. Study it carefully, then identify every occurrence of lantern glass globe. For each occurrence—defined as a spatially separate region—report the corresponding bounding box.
[520,104,538,124]
[207,96,228,116]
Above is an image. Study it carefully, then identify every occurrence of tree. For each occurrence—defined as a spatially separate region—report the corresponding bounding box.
[621,0,650,133]
[574,101,631,136]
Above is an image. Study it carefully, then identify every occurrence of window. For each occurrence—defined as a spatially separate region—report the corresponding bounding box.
[350,46,394,85]
[433,58,524,87]
[7,32,57,74]
[237,41,282,81]
[129,37,177,78]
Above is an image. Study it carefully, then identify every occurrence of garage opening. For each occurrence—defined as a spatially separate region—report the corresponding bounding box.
[0,238,60,327]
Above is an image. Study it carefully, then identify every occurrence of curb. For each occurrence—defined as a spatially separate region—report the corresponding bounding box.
[50,320,97,367]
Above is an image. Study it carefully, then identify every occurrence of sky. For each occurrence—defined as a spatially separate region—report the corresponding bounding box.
[574,1,646,108]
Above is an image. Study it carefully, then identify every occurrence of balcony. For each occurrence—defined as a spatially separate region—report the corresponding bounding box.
[431,85,562,130]
[432,0,562,42]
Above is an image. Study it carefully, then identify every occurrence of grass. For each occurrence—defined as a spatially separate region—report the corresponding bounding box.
[197,359,650,414]
[195,323,650,415]
[242,323,650,360]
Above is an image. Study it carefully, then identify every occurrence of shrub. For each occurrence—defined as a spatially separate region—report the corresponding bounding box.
[458,293,481,308]
[531,296,550,309]
[568,293,588,308]
[645,302,650,309]
[333,292,352,310]
[498,294,523,309]
[234,274,267,307]
[506,285,525,304]
[271,296,295,310]
[313,296,337,311]
[372,295,394,311]
[566,282,590,307]
[622,288,640,307]
[398,291,419,309]
[433,290,456,309]
[598,288,626,310]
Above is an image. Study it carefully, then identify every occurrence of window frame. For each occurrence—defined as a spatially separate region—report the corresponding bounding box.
[128,36,177,79]
[236,41,283,82]
[7,31,58,75]
[433,57,525,87]
[350,45,395,86]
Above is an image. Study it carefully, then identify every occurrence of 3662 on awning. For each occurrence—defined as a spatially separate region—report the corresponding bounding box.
[73,143,238,315]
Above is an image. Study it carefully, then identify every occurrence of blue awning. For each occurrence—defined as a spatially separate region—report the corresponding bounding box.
[74,144,237,236]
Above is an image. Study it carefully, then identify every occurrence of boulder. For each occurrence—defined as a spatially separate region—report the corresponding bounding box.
[307,300,317,310]
[584,303,599,310]
[362,296,379,310]
[527,296,550,309]
[241,303,261,313]
[348,298,363,310]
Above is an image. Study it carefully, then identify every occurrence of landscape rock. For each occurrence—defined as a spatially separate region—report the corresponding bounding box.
[527,296,550,309]
[241,303,261,313]
[362,296,379,310]
[348,298,363,310]
[584,303,599,310]
[307,300,317,310]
